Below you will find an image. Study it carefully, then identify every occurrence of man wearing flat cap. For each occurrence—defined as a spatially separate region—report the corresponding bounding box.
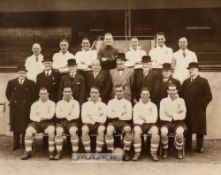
[6,65,37,150]
[181,62,212,153]
[58,59,86,105]
[132,55,159,104]
[155,63,181,106]
[36,56,61,102]
[109,53,134,102]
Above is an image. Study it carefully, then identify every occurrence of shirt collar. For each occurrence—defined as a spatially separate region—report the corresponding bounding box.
[167,95,179,101]
[139,99,151,104]
[129,46,141,51]
[156,45,166,49]
[62,97,74,102]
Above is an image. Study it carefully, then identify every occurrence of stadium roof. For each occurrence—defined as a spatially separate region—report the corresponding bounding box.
[0,0,221,13]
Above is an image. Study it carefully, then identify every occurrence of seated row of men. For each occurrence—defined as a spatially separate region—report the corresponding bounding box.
[21,83,186,162]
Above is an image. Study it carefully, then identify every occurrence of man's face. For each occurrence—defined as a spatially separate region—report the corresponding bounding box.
[68,65,77,73]
[17,71,27,79]
[32,44,41,56]
[43,61,52,70]
[156,35,166,47]
[81,39,90,51]
[39,89,49,102]
[60,41,69,53]
[189,68,199,77]
[90,88,100,101]
[143,62,151,70]
[167,86,178,98]
[131,38,139,50]
[179,38,188,50]
[162,69,172,78]
[91,61,101,72]
[116,59,125,70]
[63,87,72,100]
[140,90,150,103]
[104,35,113,46]
[115,87,124,99]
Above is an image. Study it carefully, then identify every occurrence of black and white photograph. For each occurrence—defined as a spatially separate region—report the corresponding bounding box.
[0,0,220,175]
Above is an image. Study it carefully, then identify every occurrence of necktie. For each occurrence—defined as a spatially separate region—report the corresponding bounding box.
[46,71,50,77]
[183,51,186,57]
[94,72,97,78]
[19,79,23,85]
[35,56,38,62]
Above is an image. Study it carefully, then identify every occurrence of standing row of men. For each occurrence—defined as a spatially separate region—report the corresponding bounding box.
[25,32,197,85]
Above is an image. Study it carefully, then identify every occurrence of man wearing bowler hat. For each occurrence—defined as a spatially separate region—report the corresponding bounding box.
[132,55,159,104]
[6,65,37,150]
[58,59,86,105]
[155,63,181,106]
[109,53,134,102]
[36,56,61,102]
[181,62,212,153]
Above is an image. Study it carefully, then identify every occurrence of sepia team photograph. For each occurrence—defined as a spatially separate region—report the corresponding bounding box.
[0,0,220,175]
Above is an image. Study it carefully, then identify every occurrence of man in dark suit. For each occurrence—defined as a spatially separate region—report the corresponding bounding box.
[36,56,61,102]
[85,59,112,103]
[181,62,212,153]
[5,66,37,150]
[58,59,86,105]
[155,63,181,106]
[132,55,160,104]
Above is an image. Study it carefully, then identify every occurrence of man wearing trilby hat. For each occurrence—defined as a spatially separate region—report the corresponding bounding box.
[181,62,212,153]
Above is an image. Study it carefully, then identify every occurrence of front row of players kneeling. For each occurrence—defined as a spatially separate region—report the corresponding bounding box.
[21,83,186,162]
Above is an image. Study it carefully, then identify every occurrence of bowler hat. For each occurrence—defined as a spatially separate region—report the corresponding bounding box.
[42,56,53,62]
[141,55,152,63]
[17,65,27,72]
[116,53,127,61]
[162,63,172,70]
[67,59,76,66]
[187,62,200,69]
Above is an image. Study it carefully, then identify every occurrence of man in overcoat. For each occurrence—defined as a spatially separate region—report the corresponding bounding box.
[181,62,212,153]
[5,65,37,150]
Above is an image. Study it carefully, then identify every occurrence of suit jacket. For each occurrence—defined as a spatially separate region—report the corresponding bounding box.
[5,78,37,132]
[109,68,134,101]
[58,73,86,105]
[181,75,212,134]
[36,69,61,102]
[85,70,112,103]
[156,76,181,105]
[132,69,160,104]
